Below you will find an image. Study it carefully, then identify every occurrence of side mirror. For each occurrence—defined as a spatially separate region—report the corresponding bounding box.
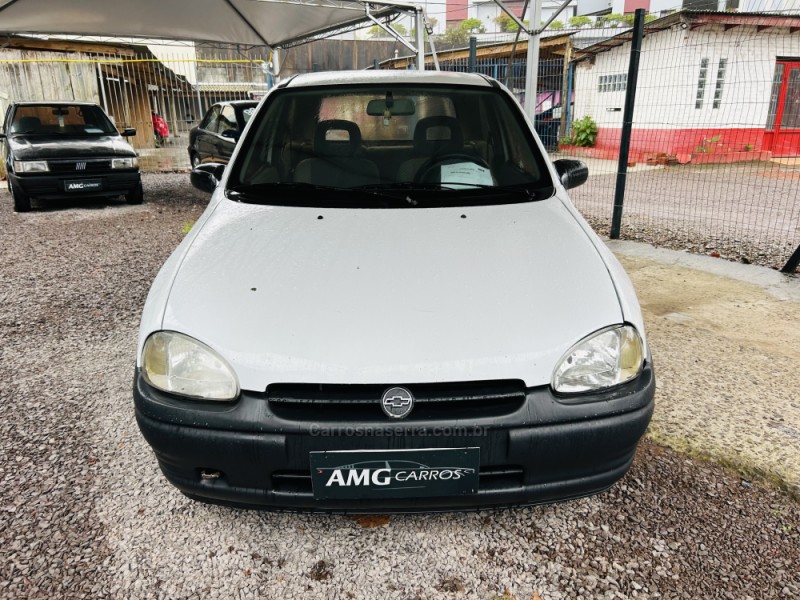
[191,163,226,194]
[553,159,589,190]
[220,129,240,141]
[121,128,137,137]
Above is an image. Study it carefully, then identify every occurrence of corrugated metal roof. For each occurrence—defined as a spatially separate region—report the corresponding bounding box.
[575,10,800,59]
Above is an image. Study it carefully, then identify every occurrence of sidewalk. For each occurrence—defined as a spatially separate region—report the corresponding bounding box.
[609,239,800,495]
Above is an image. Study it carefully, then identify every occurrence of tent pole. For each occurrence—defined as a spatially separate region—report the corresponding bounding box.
[523,0,542,118]
[97,62,108,114]
[415,6,425,70]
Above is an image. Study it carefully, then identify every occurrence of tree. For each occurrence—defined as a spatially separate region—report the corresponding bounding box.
[442,27,470,45]
[368,23,408,38]
[411,16,438,40]
[460,18,486,33]
[493,13,529,33]
[549,20,564,30]
[568,15,592,28]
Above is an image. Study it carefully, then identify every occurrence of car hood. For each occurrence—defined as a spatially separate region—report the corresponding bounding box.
[7,134,136,160]
[161,197,623,390]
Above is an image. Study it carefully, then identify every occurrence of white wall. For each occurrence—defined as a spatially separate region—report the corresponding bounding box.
[573,24,800,131]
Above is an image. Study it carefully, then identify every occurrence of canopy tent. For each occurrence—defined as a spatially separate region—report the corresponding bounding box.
[0,0,559,117]
[0,0,417,49]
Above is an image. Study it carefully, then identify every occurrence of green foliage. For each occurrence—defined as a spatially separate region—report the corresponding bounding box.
[495,13,529,32]
[181,220,195,235]
[368,23,408,38]
[494,13,514,32]
[694,134,722,154]
[596,12,658,27]
[549,20,565,30]
[439,18,486,45]
[568,116,598,147]
[460,18,486,33]
[568,15,592,28]
[441,27,469,45]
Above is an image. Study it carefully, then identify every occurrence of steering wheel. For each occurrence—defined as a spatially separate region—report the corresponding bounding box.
[414,154,491,183]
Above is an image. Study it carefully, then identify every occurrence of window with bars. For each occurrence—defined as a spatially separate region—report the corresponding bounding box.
[713,58,727,109]
[598,73,627,93]
[696,58,709,109]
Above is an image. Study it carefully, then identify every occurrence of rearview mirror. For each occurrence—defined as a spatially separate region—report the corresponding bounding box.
[191,163,226,194]
[366,98,415,117]
[121,128,136,137]
[553,159,589,190]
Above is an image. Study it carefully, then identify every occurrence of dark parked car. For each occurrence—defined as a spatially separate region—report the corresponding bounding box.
[1,101,142,212]
[188,101,258,168]
[534,106,561,151]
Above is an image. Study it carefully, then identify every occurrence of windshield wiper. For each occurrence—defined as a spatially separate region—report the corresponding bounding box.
[356,182,545,200]
[227,182,417,207]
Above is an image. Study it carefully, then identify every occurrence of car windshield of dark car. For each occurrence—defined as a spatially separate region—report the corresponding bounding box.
[9,105,118,136]
[227,85,553,207]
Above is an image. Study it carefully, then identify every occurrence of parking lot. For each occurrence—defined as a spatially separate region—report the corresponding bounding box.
[1,173,799,599]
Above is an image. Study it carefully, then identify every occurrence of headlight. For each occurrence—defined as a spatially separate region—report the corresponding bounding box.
[141,331,239,401]
[552,325,644,394]
[13,160,49,173]
[112,157,138,169]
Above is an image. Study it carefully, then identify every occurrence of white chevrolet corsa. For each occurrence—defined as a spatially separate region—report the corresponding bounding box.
[134,71,654,512]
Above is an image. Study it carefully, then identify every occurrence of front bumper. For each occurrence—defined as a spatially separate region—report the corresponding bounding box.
[9,170,140,200]
[134,366,655,512]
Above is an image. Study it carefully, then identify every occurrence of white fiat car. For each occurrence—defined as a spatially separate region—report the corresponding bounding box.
[134,71,654,512]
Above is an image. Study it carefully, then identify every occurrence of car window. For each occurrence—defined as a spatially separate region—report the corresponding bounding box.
[200,106,220,132]
[240,106,256,126]
[319,94,455,142]
[228,84,552,207]
[10,104,117,135]
[219,105,238,134]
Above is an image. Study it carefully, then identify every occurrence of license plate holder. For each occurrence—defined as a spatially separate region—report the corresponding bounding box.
[64,179,103,192]
[310,447,480,500]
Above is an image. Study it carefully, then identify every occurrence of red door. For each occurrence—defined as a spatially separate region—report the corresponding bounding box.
[765,60,800,158]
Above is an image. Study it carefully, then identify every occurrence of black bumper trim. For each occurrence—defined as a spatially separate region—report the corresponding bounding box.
[134,366,654,511]
[9,171,140,200]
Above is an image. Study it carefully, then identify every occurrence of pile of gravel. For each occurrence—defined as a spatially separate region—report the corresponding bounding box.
[0,173,797,598]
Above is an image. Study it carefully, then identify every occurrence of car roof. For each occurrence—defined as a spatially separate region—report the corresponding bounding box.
[283,70,493,89]
[12,101,101,107]
[215,100,259,107]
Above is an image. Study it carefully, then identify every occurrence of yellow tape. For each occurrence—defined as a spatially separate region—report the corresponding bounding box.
[0,58,266,64]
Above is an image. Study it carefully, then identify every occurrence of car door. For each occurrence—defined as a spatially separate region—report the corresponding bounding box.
[215,105,239,163]
[196,106,220,163]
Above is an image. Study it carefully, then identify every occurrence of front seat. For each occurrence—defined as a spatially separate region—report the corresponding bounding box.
[396,116,465,182]
[294,120,379,188]
[12,116,42,134]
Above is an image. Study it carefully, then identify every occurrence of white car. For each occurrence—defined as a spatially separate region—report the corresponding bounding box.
[134,71,654,512]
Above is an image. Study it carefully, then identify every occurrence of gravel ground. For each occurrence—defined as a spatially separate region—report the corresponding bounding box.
[568,161,800,271]
[1,173,799,598]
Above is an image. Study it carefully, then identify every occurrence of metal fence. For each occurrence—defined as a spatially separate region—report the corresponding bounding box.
[0,44,269,171]
[561,11,800,271]
[435,52,566,150]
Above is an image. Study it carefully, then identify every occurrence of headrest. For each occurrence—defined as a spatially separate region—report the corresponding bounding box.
[413,116,464,155]
[14,116,42,133]
[314,120,362,157]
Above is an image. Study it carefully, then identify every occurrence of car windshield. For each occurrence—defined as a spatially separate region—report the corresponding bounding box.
[9,104,118,136]
[227,84,553,208]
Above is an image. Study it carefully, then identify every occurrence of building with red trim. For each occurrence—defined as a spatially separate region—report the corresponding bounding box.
[571,11,800,162]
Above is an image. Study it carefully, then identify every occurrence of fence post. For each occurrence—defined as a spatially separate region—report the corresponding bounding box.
[559,38,572,146]
[468,36,477,73]
[610,8,646,240]
[781,245,800,273]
